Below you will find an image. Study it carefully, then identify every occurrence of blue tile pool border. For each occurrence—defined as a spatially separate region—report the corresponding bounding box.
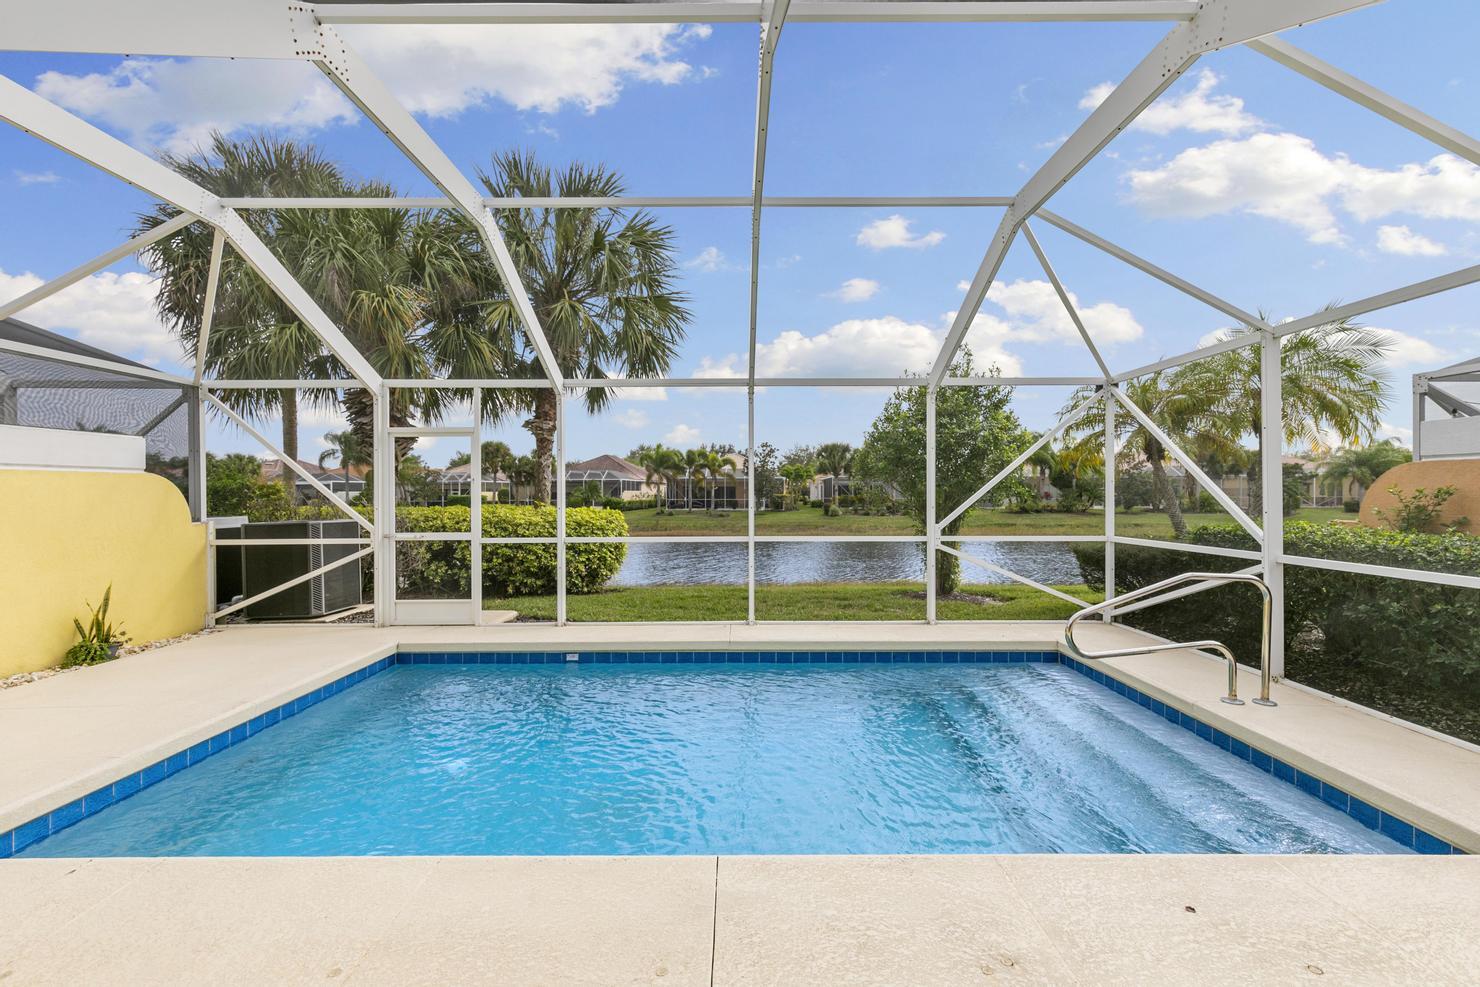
[0,648,1463,858]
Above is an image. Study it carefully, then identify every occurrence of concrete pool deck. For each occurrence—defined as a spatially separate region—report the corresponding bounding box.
[2,853,1478,984]
[3,621,1479,983]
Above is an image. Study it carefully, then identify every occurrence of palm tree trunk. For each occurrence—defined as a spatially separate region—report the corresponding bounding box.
[1149,456,1188,539]
[280,390,299,499]
[523,389,557,504]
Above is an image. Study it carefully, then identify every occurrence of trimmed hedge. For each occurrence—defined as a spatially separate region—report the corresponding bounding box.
[1073,521,1480,692]
[389,504,628,598]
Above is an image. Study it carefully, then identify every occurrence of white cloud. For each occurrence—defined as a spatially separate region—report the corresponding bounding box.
[1125,133,1480,244]
[979,278,1143,346]
[1080,69,1260,136]
[612,408,651,428]
[693,355,746,379]
[1371,328,1446,367]
[610,386,668,401]
[14,170,61,185]
[684,246,730,272]
[827,277,880,302]
[33,24,711,152]
[697,315,1023,380]
[856,215,945,250]
[34,60,359,154]
[1376,224,1448,257]
[0,266,178,365]
[664,423,701,445]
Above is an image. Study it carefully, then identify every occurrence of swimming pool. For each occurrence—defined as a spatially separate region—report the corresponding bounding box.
[17,655,1415,857]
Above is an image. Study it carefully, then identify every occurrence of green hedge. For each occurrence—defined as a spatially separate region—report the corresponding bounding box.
[389,504,627,598]
[1073,521,1480,692]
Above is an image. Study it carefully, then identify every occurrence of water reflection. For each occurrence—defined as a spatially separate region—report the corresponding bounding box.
[611,540,1085,586]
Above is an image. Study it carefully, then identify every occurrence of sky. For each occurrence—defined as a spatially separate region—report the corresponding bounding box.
[1,1,1477,467]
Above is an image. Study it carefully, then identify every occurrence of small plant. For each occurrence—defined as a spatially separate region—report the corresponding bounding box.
[64,585,129,667]
[1374,485,1468,534]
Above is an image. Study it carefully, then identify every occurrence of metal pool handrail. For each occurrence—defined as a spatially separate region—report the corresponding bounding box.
[1063,572,1276,707]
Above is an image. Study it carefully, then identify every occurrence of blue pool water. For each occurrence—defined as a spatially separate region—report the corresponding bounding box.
[22,663,1409,856]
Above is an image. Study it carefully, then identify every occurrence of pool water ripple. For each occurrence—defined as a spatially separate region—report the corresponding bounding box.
[21,663,1409,857]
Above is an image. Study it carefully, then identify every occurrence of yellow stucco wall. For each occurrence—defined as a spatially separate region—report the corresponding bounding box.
[0,470,205,676]
[1359,460,1480,535]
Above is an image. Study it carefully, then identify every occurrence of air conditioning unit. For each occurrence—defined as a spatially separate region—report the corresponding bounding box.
[216,519,364,619]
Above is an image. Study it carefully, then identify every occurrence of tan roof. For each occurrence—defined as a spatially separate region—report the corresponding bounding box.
[566,454,647,480]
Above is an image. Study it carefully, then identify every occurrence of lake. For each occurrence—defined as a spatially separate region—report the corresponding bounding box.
[611,539,1086,587]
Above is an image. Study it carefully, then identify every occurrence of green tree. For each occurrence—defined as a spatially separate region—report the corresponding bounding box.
[778,461,816,511]
[1065,372,1206,538]
[448,151,692,502]
[1320,439,1412,498]
[857,349,1025,594]
[1178,314,1391,514]
[318,429,370,492]
[752,441,782,511]
[636,443,684,511]
[815,441,854,508]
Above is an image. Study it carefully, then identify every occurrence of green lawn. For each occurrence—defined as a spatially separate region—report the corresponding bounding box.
[618,505,1346,538]
[488,581,1102,622]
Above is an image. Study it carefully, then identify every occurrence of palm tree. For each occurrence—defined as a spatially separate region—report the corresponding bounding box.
[318,429,370,495]
[1320,439,1412,499]
[140,134,346,464]
[1064,376,1206,538]
[636,444,683,511]
[682,448,708,511]
[441,150,691,503]
[815,441,854,508]
[1177,312,1391,512]
[693,449,735,513]
[140,134,476,463]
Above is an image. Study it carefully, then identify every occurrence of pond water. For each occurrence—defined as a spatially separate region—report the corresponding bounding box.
[611,540,1085,586]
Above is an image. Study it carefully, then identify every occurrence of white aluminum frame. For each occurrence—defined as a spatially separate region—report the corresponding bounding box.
[5,0,1475,643]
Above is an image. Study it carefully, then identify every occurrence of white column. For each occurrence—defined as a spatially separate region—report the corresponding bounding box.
[1259,330,1285,679]
[373,383,393,626]
[747,384,756,624]
[470,387,483,625]
[925,386,937,623]
[555,389,567,626]
[1102,385,1116,622]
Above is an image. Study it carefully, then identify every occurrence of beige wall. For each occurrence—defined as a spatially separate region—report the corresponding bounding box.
[0,469,205,676]
[1359,459,1480,534]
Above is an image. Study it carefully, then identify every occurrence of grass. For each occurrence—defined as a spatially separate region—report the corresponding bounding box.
[617,505,1347,539]
[487,581,1102,622]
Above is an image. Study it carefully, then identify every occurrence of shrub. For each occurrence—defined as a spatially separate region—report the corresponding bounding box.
[1373,485,1468,534]
[390,504,627,598]
[63,585,128,667]
[1073,521,1480,692]
[1343,499,1361,514]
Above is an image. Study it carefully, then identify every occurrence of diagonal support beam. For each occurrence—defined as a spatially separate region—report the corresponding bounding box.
[1111,387,1263,541]
[1036,210,1272,331]
[937,543,1086,607]
[1249,37,1480,167]
[1022,223,1111,380]
[1276,262,1480,338]
[0,73,383,391]
[206,393,373,533]
[134,392,188,436]
[296,17,564,388]
[0,213,195,322]
[193,228,226,385]
[927,0,1381,385]
[938,389,1103,531]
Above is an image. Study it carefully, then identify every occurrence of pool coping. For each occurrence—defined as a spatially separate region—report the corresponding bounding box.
[1,644,1467,858]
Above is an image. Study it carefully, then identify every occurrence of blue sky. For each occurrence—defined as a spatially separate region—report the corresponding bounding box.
[2,2,1477,466]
